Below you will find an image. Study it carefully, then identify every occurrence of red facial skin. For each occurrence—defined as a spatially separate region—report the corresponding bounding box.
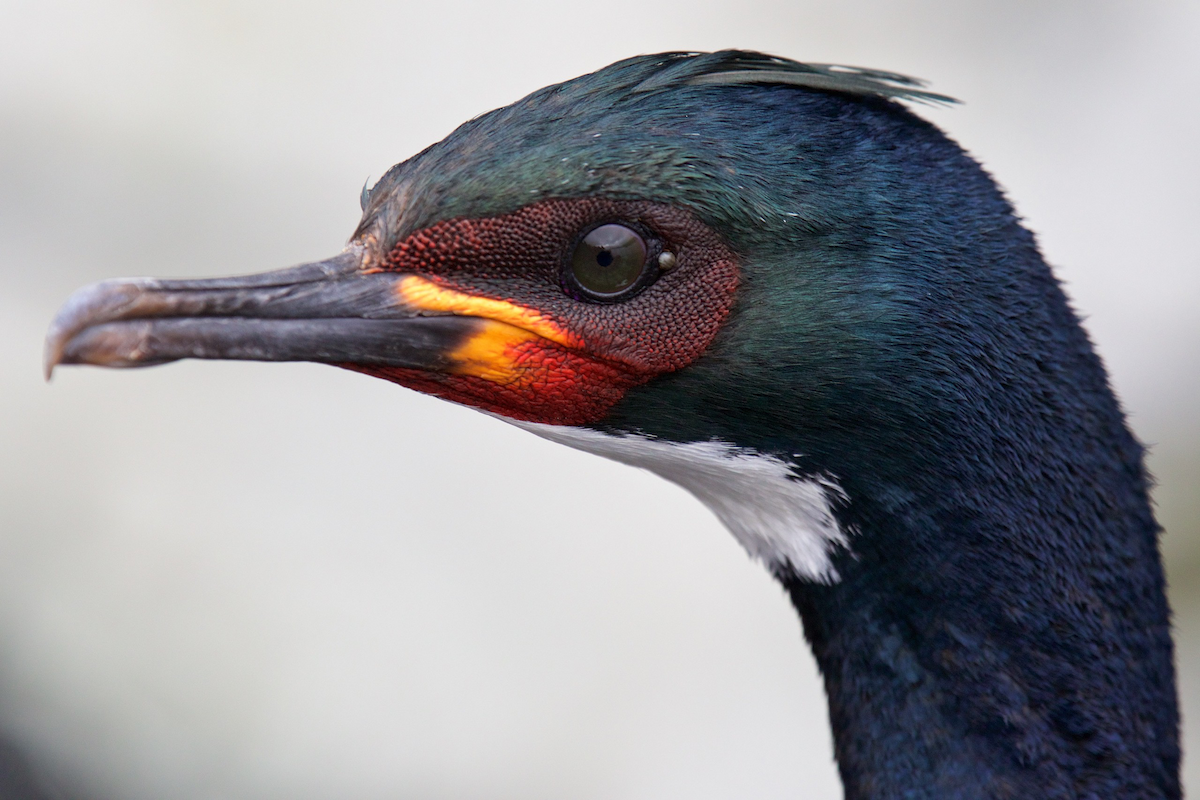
[344,347,639,426]
[345,198,739,426]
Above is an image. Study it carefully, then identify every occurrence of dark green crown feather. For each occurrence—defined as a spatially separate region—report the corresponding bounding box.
[355,50,954,244]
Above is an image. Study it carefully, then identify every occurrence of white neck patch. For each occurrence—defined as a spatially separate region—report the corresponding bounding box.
[507,421,849,583]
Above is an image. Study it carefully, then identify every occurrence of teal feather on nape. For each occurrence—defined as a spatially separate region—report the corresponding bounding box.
[631,50,957,105]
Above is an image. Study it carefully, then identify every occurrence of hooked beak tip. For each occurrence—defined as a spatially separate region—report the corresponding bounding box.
[44,278,150,381]
[43,332,57,381]
[42,250,370,381]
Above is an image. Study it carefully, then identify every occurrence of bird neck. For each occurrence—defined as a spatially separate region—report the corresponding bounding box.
[590,277,1179,796]
[782,454,1178,799]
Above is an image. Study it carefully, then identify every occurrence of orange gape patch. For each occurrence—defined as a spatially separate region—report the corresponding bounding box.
[397,276,580,348]
[397,275,585,389]
[446,319,542,386]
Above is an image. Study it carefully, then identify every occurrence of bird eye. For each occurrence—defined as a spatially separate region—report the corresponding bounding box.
[565,224,650,301]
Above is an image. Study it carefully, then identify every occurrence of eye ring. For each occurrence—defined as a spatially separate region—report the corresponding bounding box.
[562,222,661,303]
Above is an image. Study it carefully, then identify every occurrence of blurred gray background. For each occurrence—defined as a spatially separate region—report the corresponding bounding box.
[1,1,1197,798]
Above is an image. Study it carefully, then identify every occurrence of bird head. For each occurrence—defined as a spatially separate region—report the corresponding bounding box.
[46,51,975,581]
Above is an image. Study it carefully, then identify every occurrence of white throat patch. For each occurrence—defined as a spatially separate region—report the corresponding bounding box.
[508,421,849,583]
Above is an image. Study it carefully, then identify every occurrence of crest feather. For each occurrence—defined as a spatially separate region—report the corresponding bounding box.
[632,50,956,106]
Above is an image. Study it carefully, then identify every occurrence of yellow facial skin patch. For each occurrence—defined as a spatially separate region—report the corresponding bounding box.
[396,275,579,386]
[447,318,543,385]
[396,275,579,348]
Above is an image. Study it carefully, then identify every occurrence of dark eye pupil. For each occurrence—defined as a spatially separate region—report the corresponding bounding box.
[569,224,648,299]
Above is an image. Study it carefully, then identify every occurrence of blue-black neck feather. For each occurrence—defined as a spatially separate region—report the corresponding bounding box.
[361,54,1179,798]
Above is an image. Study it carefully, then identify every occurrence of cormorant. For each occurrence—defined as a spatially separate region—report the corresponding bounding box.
[44,51,1179,799]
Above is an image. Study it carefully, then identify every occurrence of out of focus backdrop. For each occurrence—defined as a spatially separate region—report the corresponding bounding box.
[0,1,1197,798]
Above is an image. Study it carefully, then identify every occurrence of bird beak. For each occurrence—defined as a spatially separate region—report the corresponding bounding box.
[43,247,527,381]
